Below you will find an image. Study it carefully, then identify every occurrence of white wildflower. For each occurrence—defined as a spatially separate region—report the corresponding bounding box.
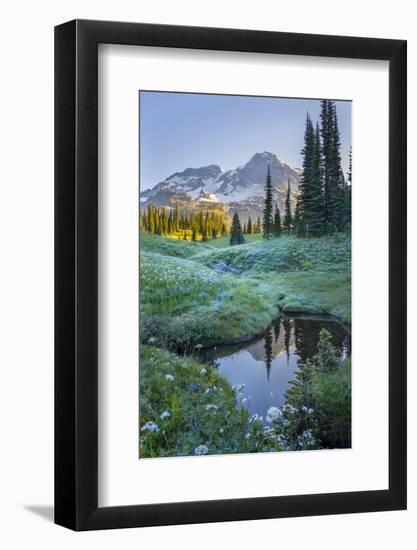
[205,404,218,412]
[160,411,171,420]
[165,374,174,381]
[301,429,315,441]
[263,426,275,435]
[147,337,157,344]
[298,429,316,449]
[219,428,224,434]
[194,444,209,456]
[283,403,297,415]
[141,421,159,433]
[200,368,207,375]
[266,406,282,423]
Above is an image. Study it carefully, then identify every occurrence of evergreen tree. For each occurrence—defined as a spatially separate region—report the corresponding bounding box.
[242,221,247,234]
[282,179,293,234]
[263,165,274,239]
[148,205,155,234]
[229,212,245,246]
[320,100,332,231]
[298,116,324,237]
[173,202,179,232]
[315,328,341,373]
[247,216,253,234]
[345,146,352,227]
[347,146,352,185]
[320,100,344,232]
[191,224,197,241]
[273,203,281,237]
[198,210,204,235]
[255,216,261,233]
[311,122,325,234]
[293,195,301,237]
[331,108,346,230]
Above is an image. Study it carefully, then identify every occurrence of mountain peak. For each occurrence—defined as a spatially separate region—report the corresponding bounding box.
[166,164,222,181]
[141,152,301,214]
[254,151,276,158]
[248,151,278,163]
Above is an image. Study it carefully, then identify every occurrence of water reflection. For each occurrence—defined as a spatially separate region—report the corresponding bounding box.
[203,314,351,424]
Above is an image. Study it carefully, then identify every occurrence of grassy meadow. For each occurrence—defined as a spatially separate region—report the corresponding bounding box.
[139,231,351,457]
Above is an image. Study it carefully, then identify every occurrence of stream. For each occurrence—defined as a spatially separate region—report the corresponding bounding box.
[202,314,351,424]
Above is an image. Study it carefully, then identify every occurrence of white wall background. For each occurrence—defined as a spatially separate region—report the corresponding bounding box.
[0,0,414,548]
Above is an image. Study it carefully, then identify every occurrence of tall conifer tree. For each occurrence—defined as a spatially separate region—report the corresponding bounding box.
[345,146,352,227]
[174,201,179,232]
[263,165,274,239]
[283,179,293,234]
[320,100,344,232]
[230,212,245,246]
[273,203,281,237]
[247,216,252,234]
[293,196,301,236]
[299,117,324,237]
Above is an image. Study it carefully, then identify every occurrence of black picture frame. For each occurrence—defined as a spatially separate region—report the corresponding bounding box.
[55,19,407,531]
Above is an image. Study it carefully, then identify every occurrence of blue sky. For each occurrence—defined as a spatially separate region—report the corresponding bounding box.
[140,91,351,190]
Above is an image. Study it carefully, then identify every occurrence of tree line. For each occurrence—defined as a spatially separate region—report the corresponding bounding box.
[140,203,228,241]
[295,101,351,237]
[260,99,351,240]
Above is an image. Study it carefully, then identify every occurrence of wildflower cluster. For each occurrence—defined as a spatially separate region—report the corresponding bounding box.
[139,346,255,458]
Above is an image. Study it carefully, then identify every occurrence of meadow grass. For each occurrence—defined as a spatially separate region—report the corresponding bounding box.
[261,271,351,323]
[139,233,351,457]
[140,233,351,350]
[140,231,208,258]
[139,346,258,457]
[204,233,263,249]
[194,234,350,274]
[140,250,279,349]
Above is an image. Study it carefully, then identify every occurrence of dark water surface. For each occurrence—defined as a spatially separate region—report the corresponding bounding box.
[203,315,351,424]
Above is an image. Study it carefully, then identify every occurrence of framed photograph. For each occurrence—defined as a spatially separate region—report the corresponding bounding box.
[55,19,406,530]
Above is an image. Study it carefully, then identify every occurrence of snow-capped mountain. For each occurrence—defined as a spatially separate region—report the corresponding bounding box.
[140,151,301,219]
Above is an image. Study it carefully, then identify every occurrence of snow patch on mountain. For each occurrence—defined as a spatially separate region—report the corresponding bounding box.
[141,151,301,217]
